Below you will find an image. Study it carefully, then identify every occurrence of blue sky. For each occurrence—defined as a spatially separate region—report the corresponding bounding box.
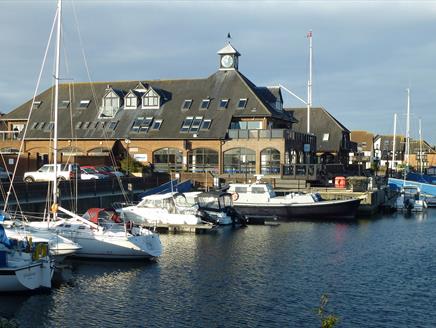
[1,0,436,144]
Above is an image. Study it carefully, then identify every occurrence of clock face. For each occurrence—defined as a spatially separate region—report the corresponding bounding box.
[221,55,234,68]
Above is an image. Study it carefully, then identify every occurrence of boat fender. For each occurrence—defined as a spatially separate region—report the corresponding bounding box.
[33,243,47,260]
[232,192,239,202]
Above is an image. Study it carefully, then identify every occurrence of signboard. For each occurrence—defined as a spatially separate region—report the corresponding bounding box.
[303,144,311,153]
[133,153,147,162]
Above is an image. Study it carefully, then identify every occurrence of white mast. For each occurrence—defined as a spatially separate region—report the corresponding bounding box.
[419,118,423,174]
[405,88,410,173]
[52,0,62,220]
[307,30,313,134]
[392,113,397,171]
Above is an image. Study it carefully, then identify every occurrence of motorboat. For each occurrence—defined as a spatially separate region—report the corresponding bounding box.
[183,191,246,225]
[393,185,427,212]
[0,225,54,292]
[226,183,362,221]
[117,192,215,226]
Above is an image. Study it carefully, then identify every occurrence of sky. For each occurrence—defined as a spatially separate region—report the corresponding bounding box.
[0,0,436,144]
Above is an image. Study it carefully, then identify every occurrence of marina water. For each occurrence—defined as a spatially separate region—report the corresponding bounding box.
[1,209,436,327]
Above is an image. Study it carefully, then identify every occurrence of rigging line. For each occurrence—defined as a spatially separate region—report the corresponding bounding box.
[3,8,59,212]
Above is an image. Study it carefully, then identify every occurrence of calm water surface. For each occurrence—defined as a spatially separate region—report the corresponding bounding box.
[1,210,436,327]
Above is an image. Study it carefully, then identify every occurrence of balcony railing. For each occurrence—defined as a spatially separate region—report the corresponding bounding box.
[228,129,315,142]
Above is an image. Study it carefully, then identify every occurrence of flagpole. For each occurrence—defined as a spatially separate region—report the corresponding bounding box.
[307,30,313,134]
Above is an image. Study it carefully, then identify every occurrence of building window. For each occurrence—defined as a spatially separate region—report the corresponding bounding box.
[230,121,262,129]
[139,117,153,133]
[180,117,194,133]
[78,100,91,109]
[75,122,83,129]
[323,133,329,141]
[188,148,219,173]
[182,99,192,110]
[219,99,229,109]
[190,117,203,133]
[261,148,281,175]
[83,122,91,129]
[108,121,118,130]
[142,89,160,109]
[200,99,210,110]
[31,122,39,129]
[153,148,183,172]
[38,122,46,130]
[125,94,138,109]
[200,119,212,130]
[59,100,70,109]
[223,147,256,174]
[32,101,42,109]
[151,120,163,130]
[237,98,248,109]
[101,91,120,118]
[46,122,54,131]
[131,117,144,132]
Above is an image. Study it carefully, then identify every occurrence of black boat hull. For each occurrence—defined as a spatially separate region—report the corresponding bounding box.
[234,198,361,221]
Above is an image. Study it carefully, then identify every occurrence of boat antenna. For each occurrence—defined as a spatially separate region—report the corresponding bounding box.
[419,118,423,174]
[51,0,62,222]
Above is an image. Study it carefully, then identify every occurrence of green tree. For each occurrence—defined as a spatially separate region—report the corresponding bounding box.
[119,156,145,175]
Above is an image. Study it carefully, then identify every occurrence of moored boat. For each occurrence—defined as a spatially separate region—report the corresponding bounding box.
[227,183,361,221]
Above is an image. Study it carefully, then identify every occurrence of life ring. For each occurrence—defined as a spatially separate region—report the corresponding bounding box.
[232,192,239,202]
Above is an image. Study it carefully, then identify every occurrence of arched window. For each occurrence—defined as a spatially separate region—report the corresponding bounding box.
[153,148,183,172]
[188,148,219,173]
[260,148,281,175]
[223,148,256,174]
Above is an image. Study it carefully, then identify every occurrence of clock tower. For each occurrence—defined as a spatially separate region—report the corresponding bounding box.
[217,43,240,70]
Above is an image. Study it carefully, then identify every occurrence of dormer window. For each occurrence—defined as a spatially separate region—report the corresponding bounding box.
[142,88,160,109]
[125,92,138,109]
[182,99,192,110]
[59,100,70,109]
[100,90,120,118]
[219,99,229,109]
[237,98,248,109]
[78,100,91,109]
[200,99,210,110]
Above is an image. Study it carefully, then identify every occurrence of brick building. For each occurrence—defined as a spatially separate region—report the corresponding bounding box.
[0,43,315,178]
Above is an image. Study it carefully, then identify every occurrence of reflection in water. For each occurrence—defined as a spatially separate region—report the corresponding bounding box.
[0,210,435,327]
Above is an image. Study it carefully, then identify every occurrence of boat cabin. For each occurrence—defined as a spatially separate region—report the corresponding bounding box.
[194,191,233,211]
[227,183,277,203]
[138,193,194,214]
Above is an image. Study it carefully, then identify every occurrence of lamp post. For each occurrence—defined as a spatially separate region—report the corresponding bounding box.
[124,138,131,176]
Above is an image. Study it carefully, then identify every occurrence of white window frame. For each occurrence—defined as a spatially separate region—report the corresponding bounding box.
[142,89,160,109]
[323,133,330,141]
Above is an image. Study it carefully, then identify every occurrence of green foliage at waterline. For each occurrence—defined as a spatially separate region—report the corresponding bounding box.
[317,294,339,328]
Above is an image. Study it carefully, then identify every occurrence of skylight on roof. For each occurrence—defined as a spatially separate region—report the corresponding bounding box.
[190,117,203,133]
[131,117,144,132]
[78,100,91,109]
[219,99,229,109]
[32,101,42,109]
[180,116,194,133]
[200,99,210,110]
[151,119,163,130]
[59,100,70,109]
[38,122,46,130]
[109,121,118,130]
[83,122,92,129]
[200,119,212,130]
[76,122,83,129]
[237,98,248,109]
[46,122,54,131]
[31,122,39,129]
[182,99,192,110]
[139,117,153,133]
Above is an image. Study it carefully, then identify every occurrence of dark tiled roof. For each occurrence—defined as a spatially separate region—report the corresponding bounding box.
[285,107,350,152]
[350,130,375,151]
[3,70,292,140]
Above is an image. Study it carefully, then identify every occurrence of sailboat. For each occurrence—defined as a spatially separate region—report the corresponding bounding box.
[25,0,162,260]
[0,223,53,292]
[389,89,427,212]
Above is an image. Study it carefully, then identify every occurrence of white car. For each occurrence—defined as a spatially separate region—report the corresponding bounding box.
[80,168,108,180]
[24,163,81,182]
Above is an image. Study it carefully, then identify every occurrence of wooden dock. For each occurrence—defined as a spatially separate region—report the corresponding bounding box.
[139,223,217,234]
